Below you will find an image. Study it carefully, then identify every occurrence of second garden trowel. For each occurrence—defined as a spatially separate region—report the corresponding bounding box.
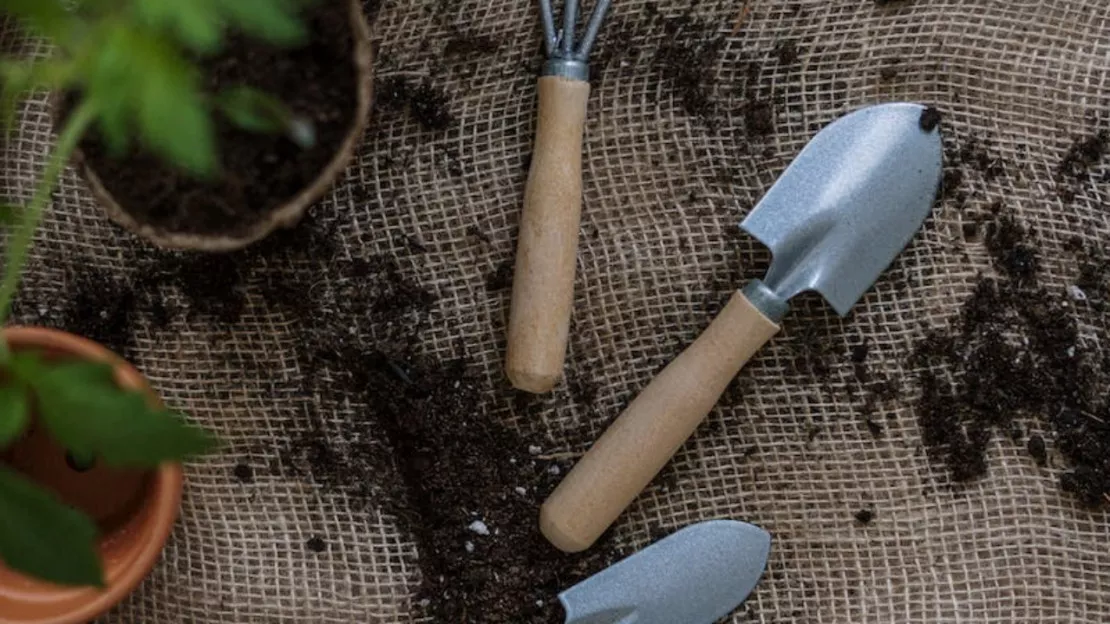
[542,103,944,553]
[560,520,771,624]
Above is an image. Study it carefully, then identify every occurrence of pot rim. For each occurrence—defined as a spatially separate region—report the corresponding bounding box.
[0,326,184,624]
[75,0,375,252]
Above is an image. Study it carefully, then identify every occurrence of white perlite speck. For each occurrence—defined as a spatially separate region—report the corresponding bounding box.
[1069,285,1088,301]
[467,520,490,536]
[514,486,527,496]
[548,465,561,475]
[464,541,475,553]
[528,444,542,455]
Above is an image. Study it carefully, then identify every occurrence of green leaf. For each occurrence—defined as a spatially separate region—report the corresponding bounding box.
[0,0,73,40]
[0,467,102,587]
[215,86,288,134]
[135,59,216,176]
[94,100,131,157]
[0,204,20,227]
[141,87,216,176]
[216,86,316,148]
[220,0,308,46]
[14,357,219,467]
[0,385,29,446]
[133,0,223,53]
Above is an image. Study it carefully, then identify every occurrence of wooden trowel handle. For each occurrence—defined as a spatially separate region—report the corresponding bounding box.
[540,290,781,552]
[506,76,591,394]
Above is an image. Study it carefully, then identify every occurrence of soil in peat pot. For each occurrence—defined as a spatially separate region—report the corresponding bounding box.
[72,1,358,238]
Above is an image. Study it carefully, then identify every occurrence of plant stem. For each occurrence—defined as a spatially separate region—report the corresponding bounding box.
[0,100,96,360]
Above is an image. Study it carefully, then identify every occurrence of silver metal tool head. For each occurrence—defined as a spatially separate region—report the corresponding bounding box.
[740,103,943,318]
[559,520,772,624]
[538,0,613,80]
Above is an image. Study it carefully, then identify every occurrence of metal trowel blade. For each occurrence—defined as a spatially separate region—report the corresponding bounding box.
[559,520,771,624]
[740,103,944,316]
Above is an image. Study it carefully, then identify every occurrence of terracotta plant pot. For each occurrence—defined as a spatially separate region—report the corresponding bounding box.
[74,0,374,252]
[0,327,183,624]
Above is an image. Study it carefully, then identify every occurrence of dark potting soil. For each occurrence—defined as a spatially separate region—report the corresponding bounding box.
[984,213,1039,282]
[443,31,502,59]
[773,40,800,65]
[61,269,137,357]
[72,2,359,238]
[221,218,620,623]
[38,208,619,621]
[233,463,255,484]
[1057,131,1109,201]
[376,76,456,132]
[854,508,875,524]
[46,251,246,358]
[879,59,901,82]
[952,135,1005,182]
[306,536,327,553]
[912,207,1110,507]
[919,106,942,133]
[654,14,726,123]
[485,260,514,292]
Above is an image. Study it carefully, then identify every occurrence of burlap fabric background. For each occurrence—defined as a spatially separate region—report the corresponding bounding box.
[3,0,1110,621]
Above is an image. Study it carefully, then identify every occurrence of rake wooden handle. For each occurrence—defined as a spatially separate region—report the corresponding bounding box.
[540,290,781,552]
[506,76,591,394]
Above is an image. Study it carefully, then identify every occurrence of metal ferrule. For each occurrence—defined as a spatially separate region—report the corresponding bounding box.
[537,0,611,83]
[741,279,790,324]
[543,59,589,81]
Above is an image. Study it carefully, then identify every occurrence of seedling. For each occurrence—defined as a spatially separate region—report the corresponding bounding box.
[0,0,313,587]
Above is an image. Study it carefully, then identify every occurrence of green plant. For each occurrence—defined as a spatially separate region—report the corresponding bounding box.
[0,0,314,587]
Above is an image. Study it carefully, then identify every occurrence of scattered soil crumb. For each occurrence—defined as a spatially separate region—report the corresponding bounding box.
[865,417,884,438]
[953,135,1005,181]
[744,99,776,138]
[854,509,875,524]
[486,260,514,292]
[789,324,838,379]
[773,40,799,65]
[919,106,942,133]
[61,269,137,357]
[1027,434,1047,466]
[851,339,870,364]
[306,536,327,553]
[1057,131,1108,201]
[466,224,492,244]
[984,212,1039,282]
[377,76,455,131]
[879,59,900,81]
[444,32,502,58]
[233,463,254,484]
[942,169,964,200]
[962,221,979,241]
[654,14,725,123]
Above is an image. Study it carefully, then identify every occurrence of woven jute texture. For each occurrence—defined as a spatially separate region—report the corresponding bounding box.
[4,0,1110,621]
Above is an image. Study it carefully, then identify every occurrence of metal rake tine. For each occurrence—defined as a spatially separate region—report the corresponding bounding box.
[538,0,558,56]
[574,0,612,60]
[560,0,579,55]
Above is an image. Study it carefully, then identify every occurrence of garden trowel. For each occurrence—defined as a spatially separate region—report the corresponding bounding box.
[560,520,771,624]
[542,103,944,553]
